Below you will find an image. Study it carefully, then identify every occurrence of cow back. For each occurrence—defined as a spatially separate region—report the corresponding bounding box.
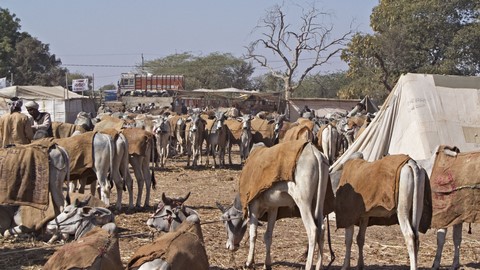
[122,128,154,156]
[52,122,86,138]
[43,227,122,270]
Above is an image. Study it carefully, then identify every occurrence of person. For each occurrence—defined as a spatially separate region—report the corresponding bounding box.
[25,100,53,138]
[0,97,34,147]
[181,102,188,114]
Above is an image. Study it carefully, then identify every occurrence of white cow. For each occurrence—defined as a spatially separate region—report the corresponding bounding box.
[225,114,253,165]
[1,144,70,238]
[321,123,339,165]
[218,142,330,270]
[185,113,206,168]
[205,111,229,168]
[152,115,171,168]
[333,153,426,270]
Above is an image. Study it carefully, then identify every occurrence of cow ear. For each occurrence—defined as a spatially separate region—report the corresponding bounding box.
[73,198,80,207]
[236,117,243,122]
[81,207,93,216]
[267,119,275,124]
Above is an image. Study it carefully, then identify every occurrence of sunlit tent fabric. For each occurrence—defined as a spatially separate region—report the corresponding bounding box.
[331,73,480,172]
[0,85,95,123]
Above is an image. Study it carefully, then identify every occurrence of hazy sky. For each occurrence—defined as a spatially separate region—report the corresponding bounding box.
[2,0,378,89]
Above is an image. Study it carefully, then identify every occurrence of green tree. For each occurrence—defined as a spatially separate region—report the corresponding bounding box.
[341,0,480,100]
[0,8,21,81]
[143,52,254,90]
[0,7,66,86]
[294,72,351,98]
[250,73,284,92]
[246,3,352,102]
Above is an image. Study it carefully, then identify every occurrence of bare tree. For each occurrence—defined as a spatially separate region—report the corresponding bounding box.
[246,4,353,112]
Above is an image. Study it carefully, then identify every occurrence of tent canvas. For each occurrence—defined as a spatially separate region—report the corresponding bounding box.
[331,73,480,172]
[0,86,96,123]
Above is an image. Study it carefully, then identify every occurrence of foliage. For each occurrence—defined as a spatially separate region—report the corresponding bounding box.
[341,0,480,99]
[250,73,284,92]
[246,3,352,100]
[293,72,352,98]
[0,8,66,86]
[98,83,116,91]
[143,52,254,90]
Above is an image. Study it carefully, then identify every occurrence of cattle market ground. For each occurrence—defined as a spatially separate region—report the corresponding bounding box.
[1,149,479,270]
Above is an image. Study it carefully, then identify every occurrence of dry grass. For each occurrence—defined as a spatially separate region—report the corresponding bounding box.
[0,149,479,269]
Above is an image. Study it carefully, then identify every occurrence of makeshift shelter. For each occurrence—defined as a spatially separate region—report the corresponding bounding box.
[359,95,379,114]
[331,73,480,172]
[0,86,95,123]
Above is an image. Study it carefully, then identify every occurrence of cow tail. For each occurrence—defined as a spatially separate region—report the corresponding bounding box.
[107,134,115,191]
[411,160,424,237]
[150,136,156,190]
[121,134,129,192]
[59,145,71,206]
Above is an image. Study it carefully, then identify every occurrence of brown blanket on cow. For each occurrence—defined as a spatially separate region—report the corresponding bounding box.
[0,144,51,209]
[126,221,209,270]
[122,128,153,155]
[51,121,86,138]
[43,227,122,270]
[239,140,309,219]
[281,124,310,142]
[99,128,120,141]
[335,154,410,229]
[430,146,480,228]
[94,115,125,132]
[53,131,96,177]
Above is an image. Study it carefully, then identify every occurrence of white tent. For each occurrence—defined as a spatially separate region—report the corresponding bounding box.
[331,73,480,172]
[0,86,96,123]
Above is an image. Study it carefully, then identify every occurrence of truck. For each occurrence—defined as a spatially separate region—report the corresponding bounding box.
[118,73,185,97]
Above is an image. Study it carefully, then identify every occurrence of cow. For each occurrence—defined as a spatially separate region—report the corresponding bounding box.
[168,114,187,156]
[185,112,206,168]
[205,111,229,168]
[280,123,314,143]
[225,114,253,165]
[416,145,479,270]
[122,127,156,208]
[333,153,426,270]
[318,123,339,165]
[126,216,209,270]
[146,192,199,232]
[152,114,171,168]
[37,131,115,208]
[51,121,86,138]
[217,140,330,270]
[43,226,123,270]
[250,116,276,147]
[46,195,114,243]
[1,143,70,238]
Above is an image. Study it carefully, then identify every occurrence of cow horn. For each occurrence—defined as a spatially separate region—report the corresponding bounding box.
[216,201,226,213]
[180,192,191,203]
[161,193,172,205]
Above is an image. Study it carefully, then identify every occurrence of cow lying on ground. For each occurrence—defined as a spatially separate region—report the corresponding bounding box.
[333,153,426,270]
[127,215,209,270]
[46,195,114,243]
[416,145,479,270]
[218,140,330,270]
[146,192,198,232]
[43,226,123,270]
[0,143,70,238]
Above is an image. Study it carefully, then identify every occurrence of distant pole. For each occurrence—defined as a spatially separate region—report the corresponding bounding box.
[65,72,69,99]
[141,53,144,73]
[92,73,95,98]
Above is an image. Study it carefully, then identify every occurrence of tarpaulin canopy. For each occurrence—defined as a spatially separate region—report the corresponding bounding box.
[331,73,480,172]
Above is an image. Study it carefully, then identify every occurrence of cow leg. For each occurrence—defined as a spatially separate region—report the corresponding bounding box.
[432,228,447,269]
[264,208,278,269]
[130,156,145,208]
[123,166,135,209]
[246,213,259,268]
[341,225,354,270]
[356,217,368,270]
[451,223,462,270]
[141,156,152,208]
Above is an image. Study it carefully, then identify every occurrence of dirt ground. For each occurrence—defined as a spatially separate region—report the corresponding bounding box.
[1,149,479,270]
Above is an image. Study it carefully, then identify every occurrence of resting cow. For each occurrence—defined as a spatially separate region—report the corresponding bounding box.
[217,140,331,270]
[43,226,123,270]
[333,153,426,270]
[0,143,70,238]
[147,192,199,232]
[127,216,209,270]
[417,145,480,270]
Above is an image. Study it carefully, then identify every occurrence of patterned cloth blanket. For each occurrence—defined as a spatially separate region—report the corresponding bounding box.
[430,146,480,228]
[335,154,410,229]
[239,140,309,218]
[0,144,51,209]
[43,227,122,270]
[126,221,209,270]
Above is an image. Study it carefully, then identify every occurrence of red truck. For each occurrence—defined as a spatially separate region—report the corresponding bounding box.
[118,73,185,97]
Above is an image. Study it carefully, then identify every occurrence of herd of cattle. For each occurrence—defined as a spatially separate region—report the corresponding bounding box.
[0,106,478,270]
